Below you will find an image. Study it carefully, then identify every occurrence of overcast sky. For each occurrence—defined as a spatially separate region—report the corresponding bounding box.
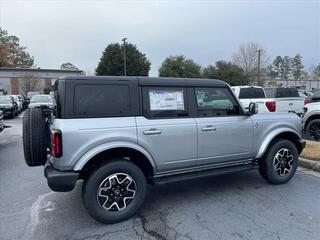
[0,0,319,76]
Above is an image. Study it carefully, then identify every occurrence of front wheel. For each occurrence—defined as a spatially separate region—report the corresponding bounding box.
[259,139,298,184]
[306,119,320,142]
[82,160,147,224]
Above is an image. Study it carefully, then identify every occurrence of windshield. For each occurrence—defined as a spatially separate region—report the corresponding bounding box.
[31,95,52,103]
[0,96,12,104]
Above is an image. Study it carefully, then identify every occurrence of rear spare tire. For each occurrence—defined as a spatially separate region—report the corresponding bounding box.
[23,108,50,167]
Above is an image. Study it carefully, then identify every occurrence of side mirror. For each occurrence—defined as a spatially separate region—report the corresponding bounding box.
[248,102,258,115]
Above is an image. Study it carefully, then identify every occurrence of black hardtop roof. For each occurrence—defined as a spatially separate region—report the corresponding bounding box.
[58,76,228,87]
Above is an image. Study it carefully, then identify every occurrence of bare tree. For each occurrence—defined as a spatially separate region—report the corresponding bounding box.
[19,74,42,95]
[232,42,269,76]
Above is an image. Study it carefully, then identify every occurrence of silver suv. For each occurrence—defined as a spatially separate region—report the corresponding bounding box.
[22,76,306,224]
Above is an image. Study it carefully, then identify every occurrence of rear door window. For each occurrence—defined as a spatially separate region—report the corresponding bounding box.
[73,84,130,117]
[142,87,189,118]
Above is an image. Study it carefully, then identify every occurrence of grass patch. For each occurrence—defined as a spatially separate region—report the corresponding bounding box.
[300,141,320,161]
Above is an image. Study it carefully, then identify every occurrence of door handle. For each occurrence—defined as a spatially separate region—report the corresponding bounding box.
[201,126,216,132]
[143,129,162,135]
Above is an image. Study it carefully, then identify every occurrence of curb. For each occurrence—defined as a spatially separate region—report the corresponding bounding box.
[299,157,320,173]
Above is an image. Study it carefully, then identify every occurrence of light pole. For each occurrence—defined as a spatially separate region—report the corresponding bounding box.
[121,38,127,76]
[257,49,263,86]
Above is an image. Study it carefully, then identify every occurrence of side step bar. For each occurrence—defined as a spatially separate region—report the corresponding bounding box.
[151,164,257,185]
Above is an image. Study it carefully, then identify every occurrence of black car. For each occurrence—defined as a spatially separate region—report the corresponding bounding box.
[0,96,18,118]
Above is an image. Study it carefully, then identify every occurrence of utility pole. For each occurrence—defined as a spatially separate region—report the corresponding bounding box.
[257,49,263,86]
[121,38,127,76]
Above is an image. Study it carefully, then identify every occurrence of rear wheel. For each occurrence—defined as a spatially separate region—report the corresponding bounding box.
[259,139,298,184]
[306,119,320,142]
[82,160,147,224]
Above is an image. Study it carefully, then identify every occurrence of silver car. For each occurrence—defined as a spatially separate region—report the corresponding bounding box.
[28,94,54,109]
[23,76,306,224]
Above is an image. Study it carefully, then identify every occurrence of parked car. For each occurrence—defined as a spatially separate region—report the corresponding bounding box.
[0,110,4,132]
[304,90,320,105]
[231,86,272,113]
[264,87,305,115]
[27,91,40,99]
[0,95,18,118]
[28,94,54,109]
[302,102,320,141]
[11,95,23,114]
[22,76,306,224]
[22,95,30,109]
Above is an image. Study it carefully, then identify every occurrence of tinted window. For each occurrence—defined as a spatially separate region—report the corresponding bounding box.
[239,88,265,99]
[142,87,188,118]
[264,88,276,98]
[265,88,299,98]
[195,87,241,117]
[276,88,299,98]
[74,84,130,117]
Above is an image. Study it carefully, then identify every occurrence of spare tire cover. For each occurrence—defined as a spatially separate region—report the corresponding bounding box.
[23,108,50,167]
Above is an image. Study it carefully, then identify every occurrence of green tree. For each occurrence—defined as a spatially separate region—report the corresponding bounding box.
[0,27,34,67]
[202,61,248,86]
[311,64,320,79]
[282,56,291,80]
[291,54,304,80]
[60,62,79,70]
[271,56,284,78]
[158,55,201,78]
[96,42,150,76]
[0,43,12,67]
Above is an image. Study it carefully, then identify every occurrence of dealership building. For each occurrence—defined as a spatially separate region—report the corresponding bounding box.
[0,67,84,95]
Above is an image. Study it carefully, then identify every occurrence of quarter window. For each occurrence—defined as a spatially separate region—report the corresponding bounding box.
[73,84,130,117]
[195,87,241,117]
[142,87,188,118]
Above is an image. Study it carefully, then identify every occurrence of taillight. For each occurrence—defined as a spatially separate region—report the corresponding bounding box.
[51,130,62,158]
[304,98,312,105]
[265,101,276,112]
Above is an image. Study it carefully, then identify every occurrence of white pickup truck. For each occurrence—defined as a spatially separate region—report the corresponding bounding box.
[264,87,305,115]
[232,86,305,115]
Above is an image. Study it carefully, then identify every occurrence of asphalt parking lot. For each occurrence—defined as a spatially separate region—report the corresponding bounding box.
[1,117,320,240]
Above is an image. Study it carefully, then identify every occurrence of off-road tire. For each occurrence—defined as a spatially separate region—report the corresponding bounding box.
[23,108,50,167]
[306,119,320,142]
[82,160,147,224]
[259,139,298,184]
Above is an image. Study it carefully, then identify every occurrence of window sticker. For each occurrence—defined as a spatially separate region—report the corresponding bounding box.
[149,90,184,110]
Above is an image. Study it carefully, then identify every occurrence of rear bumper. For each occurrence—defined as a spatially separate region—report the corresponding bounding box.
[44,161,79,192]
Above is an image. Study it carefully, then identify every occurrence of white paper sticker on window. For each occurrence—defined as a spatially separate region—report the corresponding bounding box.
[149,90,185,111]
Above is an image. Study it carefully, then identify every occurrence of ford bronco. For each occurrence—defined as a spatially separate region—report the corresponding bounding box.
[23,76,306,224]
